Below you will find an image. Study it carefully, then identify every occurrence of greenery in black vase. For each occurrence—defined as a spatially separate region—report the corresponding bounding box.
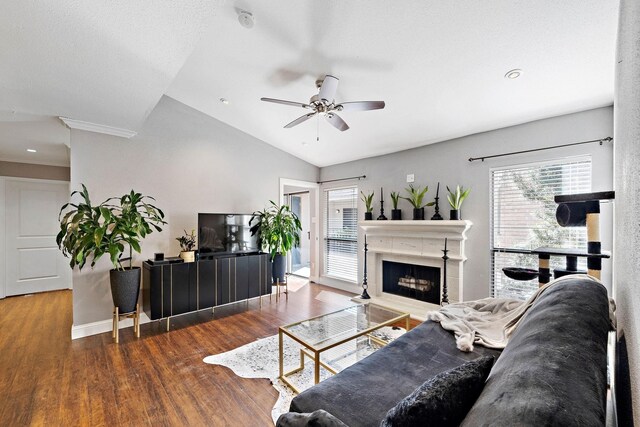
[249,201,302,259]
[361,191,374,213]
[56,184,166,271]
[447,185,471,210]
[402,184,434,209]
[390,191,401,210]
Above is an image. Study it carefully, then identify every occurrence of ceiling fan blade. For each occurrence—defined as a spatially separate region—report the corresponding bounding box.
[325,113,349,132]
[318,75,339,103]
[284,112,317,128]
[261,97,310,109]
[337,101,386,112]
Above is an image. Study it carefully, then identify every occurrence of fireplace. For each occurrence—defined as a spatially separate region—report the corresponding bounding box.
[383,260,441,304]
[358,220,471,318]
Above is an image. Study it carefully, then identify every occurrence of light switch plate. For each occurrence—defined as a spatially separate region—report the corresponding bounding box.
[407,174,415,183]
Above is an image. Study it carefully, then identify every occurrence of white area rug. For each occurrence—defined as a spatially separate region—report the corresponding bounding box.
[203,326,405,424]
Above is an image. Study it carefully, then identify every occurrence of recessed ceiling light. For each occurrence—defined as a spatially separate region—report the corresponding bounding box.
[505,69,523,79]
[220,98,229,104]
[27,148,37,153]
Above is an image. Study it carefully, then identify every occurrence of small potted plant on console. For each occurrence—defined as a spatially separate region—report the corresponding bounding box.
[390,191,402,220]
[177,229,196,262]
[361,191,374,220]
[447,185,470,220]
[250,201,302,284]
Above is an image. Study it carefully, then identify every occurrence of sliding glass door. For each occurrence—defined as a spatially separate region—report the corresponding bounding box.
[287,192,311,278]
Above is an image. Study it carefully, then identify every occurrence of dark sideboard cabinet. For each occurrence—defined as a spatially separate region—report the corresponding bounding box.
[142,253,271,321]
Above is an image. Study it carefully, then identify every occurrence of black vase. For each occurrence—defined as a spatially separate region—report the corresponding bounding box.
[364,212,373,220]
[413,207,425,220]
[450,209,461,220]
[110,267,141,313]
[391,209,402,220]
[272,253,286,283]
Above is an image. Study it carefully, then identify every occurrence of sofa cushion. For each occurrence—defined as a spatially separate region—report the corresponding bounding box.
[381,356,494,427]
[276,410,349,427]
[461,276,610,427]
[289,320,501,427]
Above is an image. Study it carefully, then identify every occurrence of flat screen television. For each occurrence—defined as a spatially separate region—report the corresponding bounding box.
[198,213,259,255]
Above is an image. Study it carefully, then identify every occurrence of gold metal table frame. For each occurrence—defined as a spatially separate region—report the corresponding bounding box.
[278,304,410,394]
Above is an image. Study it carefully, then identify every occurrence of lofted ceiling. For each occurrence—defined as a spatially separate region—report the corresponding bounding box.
[167,0,618,167]
[0,1,619,168]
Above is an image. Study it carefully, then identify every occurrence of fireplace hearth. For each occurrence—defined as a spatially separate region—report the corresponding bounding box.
[382,260,440,304]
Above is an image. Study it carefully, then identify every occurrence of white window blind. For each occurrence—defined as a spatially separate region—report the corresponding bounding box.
[324,187,358,282]
[490,158,592,300]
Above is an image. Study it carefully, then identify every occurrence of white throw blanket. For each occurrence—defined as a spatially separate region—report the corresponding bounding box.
[426,275,606,352]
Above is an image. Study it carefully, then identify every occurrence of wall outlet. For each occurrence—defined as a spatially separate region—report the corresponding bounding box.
[407,174,415,183]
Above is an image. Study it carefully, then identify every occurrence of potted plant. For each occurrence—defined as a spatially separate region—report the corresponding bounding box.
[402,184,433,220]
[360,191,374,220]
[177,229,196,262]
[390,191,402,220]
[250,201,302,283]
[57,185,166,314]
[447,185,470,220]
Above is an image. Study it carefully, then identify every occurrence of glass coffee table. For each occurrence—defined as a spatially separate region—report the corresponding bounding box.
[278,304,410,394]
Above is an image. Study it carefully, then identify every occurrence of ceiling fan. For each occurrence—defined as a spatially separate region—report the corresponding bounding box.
[260,75,385,132]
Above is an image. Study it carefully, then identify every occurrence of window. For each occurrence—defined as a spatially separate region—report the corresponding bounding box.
[324,187,358,282]
[491,157,592,299]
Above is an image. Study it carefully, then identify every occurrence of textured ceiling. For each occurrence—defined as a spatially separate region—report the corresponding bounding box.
[0,1,619,168]
[167,0,618,167]
[0,0,218,131]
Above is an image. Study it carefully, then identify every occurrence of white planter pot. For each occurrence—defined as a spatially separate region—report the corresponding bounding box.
[180,251,195,262]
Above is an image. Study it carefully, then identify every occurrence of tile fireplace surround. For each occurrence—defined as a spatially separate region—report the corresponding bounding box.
[357,220,472,319]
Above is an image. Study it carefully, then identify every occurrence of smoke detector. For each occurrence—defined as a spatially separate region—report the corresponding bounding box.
[237,10,254,29]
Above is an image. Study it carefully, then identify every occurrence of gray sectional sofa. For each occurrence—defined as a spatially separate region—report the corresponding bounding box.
[284,276,611,426]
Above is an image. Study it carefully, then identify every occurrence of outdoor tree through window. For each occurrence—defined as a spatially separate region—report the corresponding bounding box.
[491,158,591,299]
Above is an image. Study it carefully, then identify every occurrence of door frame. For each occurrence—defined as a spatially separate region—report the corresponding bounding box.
[0,176,71,299]
[0,177,5,299]
[279,178,320,282]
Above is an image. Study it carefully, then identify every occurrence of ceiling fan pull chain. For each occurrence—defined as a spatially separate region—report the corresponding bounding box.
[317,113,320,142]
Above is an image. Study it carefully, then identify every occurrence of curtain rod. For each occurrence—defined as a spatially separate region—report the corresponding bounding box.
[317,175,366,184]
[468,137,612,163]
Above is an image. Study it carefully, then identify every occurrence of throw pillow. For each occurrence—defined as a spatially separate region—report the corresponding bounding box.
[380,356,495,427]
[277,409,349,427]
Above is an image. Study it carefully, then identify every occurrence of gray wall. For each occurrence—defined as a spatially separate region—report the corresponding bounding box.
[319,107,613,300]
[70,96,318,325]
[0,161,70,181]
[614,0,640,422]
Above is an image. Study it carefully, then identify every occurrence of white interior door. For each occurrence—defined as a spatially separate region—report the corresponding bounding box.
[5,179,71,296]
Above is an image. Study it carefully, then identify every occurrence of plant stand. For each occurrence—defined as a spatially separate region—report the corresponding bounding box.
[112,303,141,343]
[271,275,289,302]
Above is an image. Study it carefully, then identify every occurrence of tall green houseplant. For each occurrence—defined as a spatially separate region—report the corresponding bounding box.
[250,201,302,283]
[57,184,166,312]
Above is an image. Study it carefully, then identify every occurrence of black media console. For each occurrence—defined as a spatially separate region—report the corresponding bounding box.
[142,252,271,326]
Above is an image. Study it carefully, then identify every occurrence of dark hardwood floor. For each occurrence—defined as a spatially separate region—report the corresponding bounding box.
[0,281,377,426]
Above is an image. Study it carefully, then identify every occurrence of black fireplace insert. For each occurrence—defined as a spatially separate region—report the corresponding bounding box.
[382,260,440,304]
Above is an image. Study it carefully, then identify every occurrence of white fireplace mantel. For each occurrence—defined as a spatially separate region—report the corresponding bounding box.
[356,220,472,319]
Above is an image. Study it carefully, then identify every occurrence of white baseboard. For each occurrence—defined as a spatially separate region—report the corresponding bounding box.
[71,312,151,340]
[314,276,361,295]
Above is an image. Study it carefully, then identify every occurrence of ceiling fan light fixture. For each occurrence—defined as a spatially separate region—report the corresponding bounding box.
[219,98,229,104]
[505,69,523,79]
